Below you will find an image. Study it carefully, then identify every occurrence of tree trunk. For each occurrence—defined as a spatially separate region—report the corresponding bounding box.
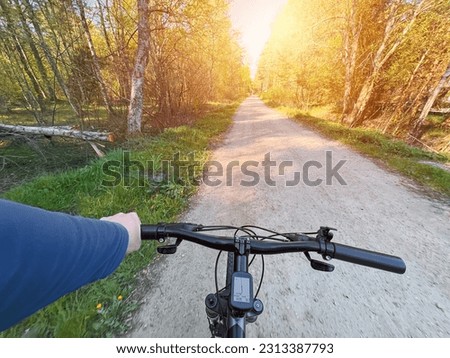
[382,50,428,134]
[341,0,361,122]
[411,62,450,138]
[393,73,435,135]
[22,0,81,117]
[75,0,114,114]
[0,34,46,124]
[97,0,130,102]
[348,0,426,128]
[0,123,114,142]
[106,0,133,101]
[13,0,56,101]
[127,0,150,134]
[348,74,378,128]
[0,0,47,115]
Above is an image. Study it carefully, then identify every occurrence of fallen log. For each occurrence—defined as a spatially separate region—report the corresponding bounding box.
[0,123,114,142]
[430,108,450,114]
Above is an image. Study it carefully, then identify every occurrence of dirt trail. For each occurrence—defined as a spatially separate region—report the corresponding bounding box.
[128,96,450,338]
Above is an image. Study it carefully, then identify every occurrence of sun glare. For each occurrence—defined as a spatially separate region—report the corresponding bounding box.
[229,0,288,78]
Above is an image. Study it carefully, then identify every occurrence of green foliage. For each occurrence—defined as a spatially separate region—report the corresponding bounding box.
[66,46,103,108]
[256,0,344,109]
[256,0,450,140]
[144,0,250,125]
[0,0,250,127]
[0,102,238,337]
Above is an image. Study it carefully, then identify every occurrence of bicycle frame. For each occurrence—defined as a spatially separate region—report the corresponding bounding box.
[205,237,260,338]
[227,248,248,338]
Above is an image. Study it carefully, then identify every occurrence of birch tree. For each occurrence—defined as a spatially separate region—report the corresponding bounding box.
[22,0,81,116]
[341,0,361,121]
[347,0,428,128]
[127,0,150,134]
[75,0,114,115]
[411,62,450,138]
[13,0,56,100]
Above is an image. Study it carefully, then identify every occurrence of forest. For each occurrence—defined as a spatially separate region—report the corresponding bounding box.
[256,0,450,151]
[1,0,449,151]
[0,0,251,135]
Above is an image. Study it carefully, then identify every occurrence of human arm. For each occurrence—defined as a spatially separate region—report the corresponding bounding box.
[0,199,140,331]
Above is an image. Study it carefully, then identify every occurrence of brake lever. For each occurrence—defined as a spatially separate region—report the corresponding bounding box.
[157,238,183,254]
[153,222,201,254]
[304,252,335,272]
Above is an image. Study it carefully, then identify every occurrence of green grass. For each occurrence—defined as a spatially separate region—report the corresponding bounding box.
[0,138,105,193]
[0,102,239,337]
[0,101,109,126]
[276,106,450,197]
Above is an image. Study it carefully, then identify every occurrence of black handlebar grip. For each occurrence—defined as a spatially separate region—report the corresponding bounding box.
[141,225,160,240]
[141,223,200,241]
[332,243,406,274]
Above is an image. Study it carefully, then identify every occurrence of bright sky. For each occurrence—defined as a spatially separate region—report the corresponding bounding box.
[229,0,288,78]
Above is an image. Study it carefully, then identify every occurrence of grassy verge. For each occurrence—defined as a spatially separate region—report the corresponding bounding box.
[0,102,107,126]
[276,105,450,197]
[0,102,239,337]
[0,138,104,193]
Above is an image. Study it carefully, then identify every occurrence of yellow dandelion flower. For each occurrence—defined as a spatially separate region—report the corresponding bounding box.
[96,303,102,310]
[117,295,123,301]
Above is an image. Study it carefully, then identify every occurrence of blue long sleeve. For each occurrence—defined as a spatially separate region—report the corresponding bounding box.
[0,199,128,331]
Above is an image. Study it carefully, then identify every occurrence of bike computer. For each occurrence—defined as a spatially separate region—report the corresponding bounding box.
[230,272,253,311]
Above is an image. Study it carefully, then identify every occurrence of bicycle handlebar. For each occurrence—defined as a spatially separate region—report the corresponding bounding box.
[331,243,405,274]
[141,224,406,274]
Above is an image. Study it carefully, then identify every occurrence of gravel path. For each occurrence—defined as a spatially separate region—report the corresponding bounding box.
[128,96,450,338]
